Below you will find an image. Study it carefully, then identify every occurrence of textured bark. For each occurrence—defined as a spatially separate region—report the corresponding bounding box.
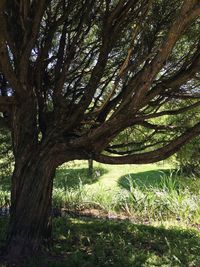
[6,154,56,258]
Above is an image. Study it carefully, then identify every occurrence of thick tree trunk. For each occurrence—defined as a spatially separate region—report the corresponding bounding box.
[6,153,56,258]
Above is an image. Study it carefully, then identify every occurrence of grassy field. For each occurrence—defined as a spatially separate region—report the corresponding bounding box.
[0,161,200,266]
[53,161,200,226]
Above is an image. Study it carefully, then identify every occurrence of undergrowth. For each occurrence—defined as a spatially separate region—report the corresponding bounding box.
[52,169,200,225]
[1,217,199,267]
[1,163,200,225]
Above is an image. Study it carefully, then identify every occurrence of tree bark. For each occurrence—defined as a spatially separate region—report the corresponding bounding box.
[88,159,93,177]
[5,153,56,258]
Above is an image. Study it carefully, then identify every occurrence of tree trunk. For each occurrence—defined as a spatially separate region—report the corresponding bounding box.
[88,159,93,177]
[5,153,56,258]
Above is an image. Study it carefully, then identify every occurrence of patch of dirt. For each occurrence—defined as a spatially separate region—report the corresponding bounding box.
[61,208,200,231]
[61,207,148,224]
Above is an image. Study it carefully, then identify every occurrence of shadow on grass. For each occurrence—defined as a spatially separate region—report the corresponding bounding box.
[54,167,108,190]
[0,167,108,192]
[9,217,199,267]
[118,169,173,190]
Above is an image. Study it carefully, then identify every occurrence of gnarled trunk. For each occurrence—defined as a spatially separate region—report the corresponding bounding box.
[6,153,56,258]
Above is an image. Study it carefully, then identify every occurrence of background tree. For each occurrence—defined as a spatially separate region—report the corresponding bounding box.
[168,104,200,175]
[176,137,200,175]
[0,0,200,258]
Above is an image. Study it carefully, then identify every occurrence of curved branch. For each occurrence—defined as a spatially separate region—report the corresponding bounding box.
[105,140,167,155]
[94,122,200,164]
[137,100,200,121]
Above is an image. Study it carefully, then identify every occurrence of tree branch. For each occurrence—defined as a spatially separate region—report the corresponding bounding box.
[94,122,200,164]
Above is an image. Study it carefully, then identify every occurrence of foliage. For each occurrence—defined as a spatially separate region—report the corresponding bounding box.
[0,128,13,180]
[176,137,200,176]
[166,103,200,175]
[1,0,200,166]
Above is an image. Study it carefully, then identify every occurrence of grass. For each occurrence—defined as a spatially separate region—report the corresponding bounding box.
[0,217,199,267]
[52,218,200,267]
[52,161,200,226]
[0,160,200,266]
[1,161,200,224]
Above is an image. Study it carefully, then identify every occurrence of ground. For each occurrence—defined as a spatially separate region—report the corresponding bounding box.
[0,161,200,266]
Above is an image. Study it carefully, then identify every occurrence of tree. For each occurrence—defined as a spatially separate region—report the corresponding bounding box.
[0,128,13,180]
[169,104,200,175]
[0,0,200,258]
[176,136,200,175]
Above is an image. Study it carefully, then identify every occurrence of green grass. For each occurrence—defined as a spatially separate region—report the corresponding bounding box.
[52,161,200,225]
[50,217,200,267]
[0,161,200,266]
[1,217,199,267]
[1,161,200,224]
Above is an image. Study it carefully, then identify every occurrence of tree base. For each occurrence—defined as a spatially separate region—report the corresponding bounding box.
[3,235,51,263]
[0,237,52,267]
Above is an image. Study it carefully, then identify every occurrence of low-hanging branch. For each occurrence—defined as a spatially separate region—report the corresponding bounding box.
[105,140,168,155]
[94,122,200,164]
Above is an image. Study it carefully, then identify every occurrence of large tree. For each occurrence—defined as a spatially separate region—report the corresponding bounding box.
[0,0,200,258]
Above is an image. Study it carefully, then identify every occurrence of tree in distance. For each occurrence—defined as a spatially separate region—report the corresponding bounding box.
[0,0,200,258]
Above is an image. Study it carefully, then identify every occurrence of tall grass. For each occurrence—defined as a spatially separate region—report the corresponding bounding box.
[53,181,119,212]
[0,163,199,225]
[52,172,200,224]
[118,174,200,223]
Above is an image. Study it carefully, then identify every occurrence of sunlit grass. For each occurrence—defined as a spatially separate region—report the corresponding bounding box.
[52,161,200,225]
[1,160,199,225]
[0,161,200,266]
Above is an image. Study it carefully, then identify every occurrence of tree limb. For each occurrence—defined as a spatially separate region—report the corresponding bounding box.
[94,122,200,164]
